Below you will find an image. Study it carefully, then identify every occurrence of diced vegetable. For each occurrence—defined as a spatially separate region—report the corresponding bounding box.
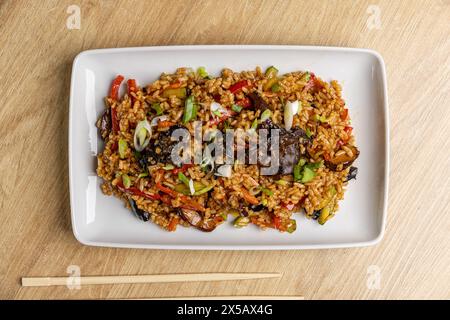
[127,79,137,104]
[177,208,216,232]
[250,118,258,130]
[178,172,190,187]
[150,115,168,127]
[167,216,179,232]
[109,75,124,100]
[229,80,248,94]
[162,164,175,170]
[151,103,163,115]
[235,97,252,108]
[284,100,299,131]
[260,109,272,122]
[111,107,120,133]
[133,120,152,152]
[157,120,176,128]
[231,104,243,113]
[241,188,259,205]
[233,216,250,228]
[197,66,209,78]
[138,172,148,178]
[305,128,313,138]
[162,87,186,98]
[346,166,358,182]
[210,102,229,118]
[118,138,128,159]
[182,96,197,123]
[172,164,194,175]
[318,205,332,225]
[286,219,297,233]
[188,179,195,195]
[314,114,327,123]
[300,72,311,82]
[275,179,288,186]
[301,167,315,183]
[263,66,279,91]
[261,187,273,196]
[116,181,160,201]
[271,83,281,92]
[122,174,132,188]
[194,184,214,195]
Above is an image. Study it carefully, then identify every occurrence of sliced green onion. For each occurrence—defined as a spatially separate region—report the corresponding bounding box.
[162,87,186,98]
[182,96,197,123]
[301,167,316,183]
[231,104,243,113]
[301,72,311,82]
[265,66,278,78]
[233,216,250,228]
[261,187,274,196]
[260,109,272,122]
[293,163,302,182]
[261,197,268,206]
[251,118,258,130]
[212,110,222,117]
[197,66,209,78]
[314,114,327,123]
[133,119,152,152]
[194,184,214,195]
[275,179,288,186]
[178,172,190,187]
[137,172,148,178]
[162,164,175,170]
[286,219,297,233]
[271,83,281,92]
[118,138,128,159]
[305,128,313,138]
[306,161,323,170]
[122,174,131,188]
[151,103,163,115]
[298,158,307,167]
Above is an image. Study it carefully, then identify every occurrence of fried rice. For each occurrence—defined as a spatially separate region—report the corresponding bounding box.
[96,67,359,233]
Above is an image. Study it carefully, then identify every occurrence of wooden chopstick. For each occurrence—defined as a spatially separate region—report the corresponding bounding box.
[21,273,281,287]
[123,296,304,300]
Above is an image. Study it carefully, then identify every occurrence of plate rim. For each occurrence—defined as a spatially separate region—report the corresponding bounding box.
[69,45,389,250]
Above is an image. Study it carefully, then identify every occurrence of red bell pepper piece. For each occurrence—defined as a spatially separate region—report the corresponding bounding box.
[172,164,194,175]
[116,181,161,201]
[273,216,281,230]
[235,97,252,108]
[344,126,353,134]
[155,183,205,212]
[127,79,137,105]
[229,80,249,94]
[111,107,120,133]
[340,109,349,121]
[109,75,124,100]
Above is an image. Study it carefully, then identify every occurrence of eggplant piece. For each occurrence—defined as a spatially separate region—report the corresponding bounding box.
[129,199,150,222]
[312,210,321,220]
[177,208,217,232]
[248,92,270,111]
[346,166,358,182]
[146,124,186,164]
[324,146,360,171]
[249,204,265,212]
[96,108,111,140]
[259,119,311,174]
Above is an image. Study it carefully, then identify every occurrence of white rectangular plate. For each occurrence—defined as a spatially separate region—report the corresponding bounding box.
[69,45,389,250]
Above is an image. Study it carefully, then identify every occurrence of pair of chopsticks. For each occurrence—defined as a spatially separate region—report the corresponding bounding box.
[21,272,280,287]
[21,272,303,300]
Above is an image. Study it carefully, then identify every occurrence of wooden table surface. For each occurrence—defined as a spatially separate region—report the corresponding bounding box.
[1,0,449,300]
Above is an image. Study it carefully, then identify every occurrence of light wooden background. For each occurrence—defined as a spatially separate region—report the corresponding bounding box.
[0,0,449,300]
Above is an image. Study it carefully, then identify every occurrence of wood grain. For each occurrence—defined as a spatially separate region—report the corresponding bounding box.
[0,0,449,299]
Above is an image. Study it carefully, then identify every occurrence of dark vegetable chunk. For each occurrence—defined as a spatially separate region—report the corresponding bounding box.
[346,166,358,182]
[129,199,150,222]
[324,146,360,171]
[96,108,111,140]
[177,208,217,232]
